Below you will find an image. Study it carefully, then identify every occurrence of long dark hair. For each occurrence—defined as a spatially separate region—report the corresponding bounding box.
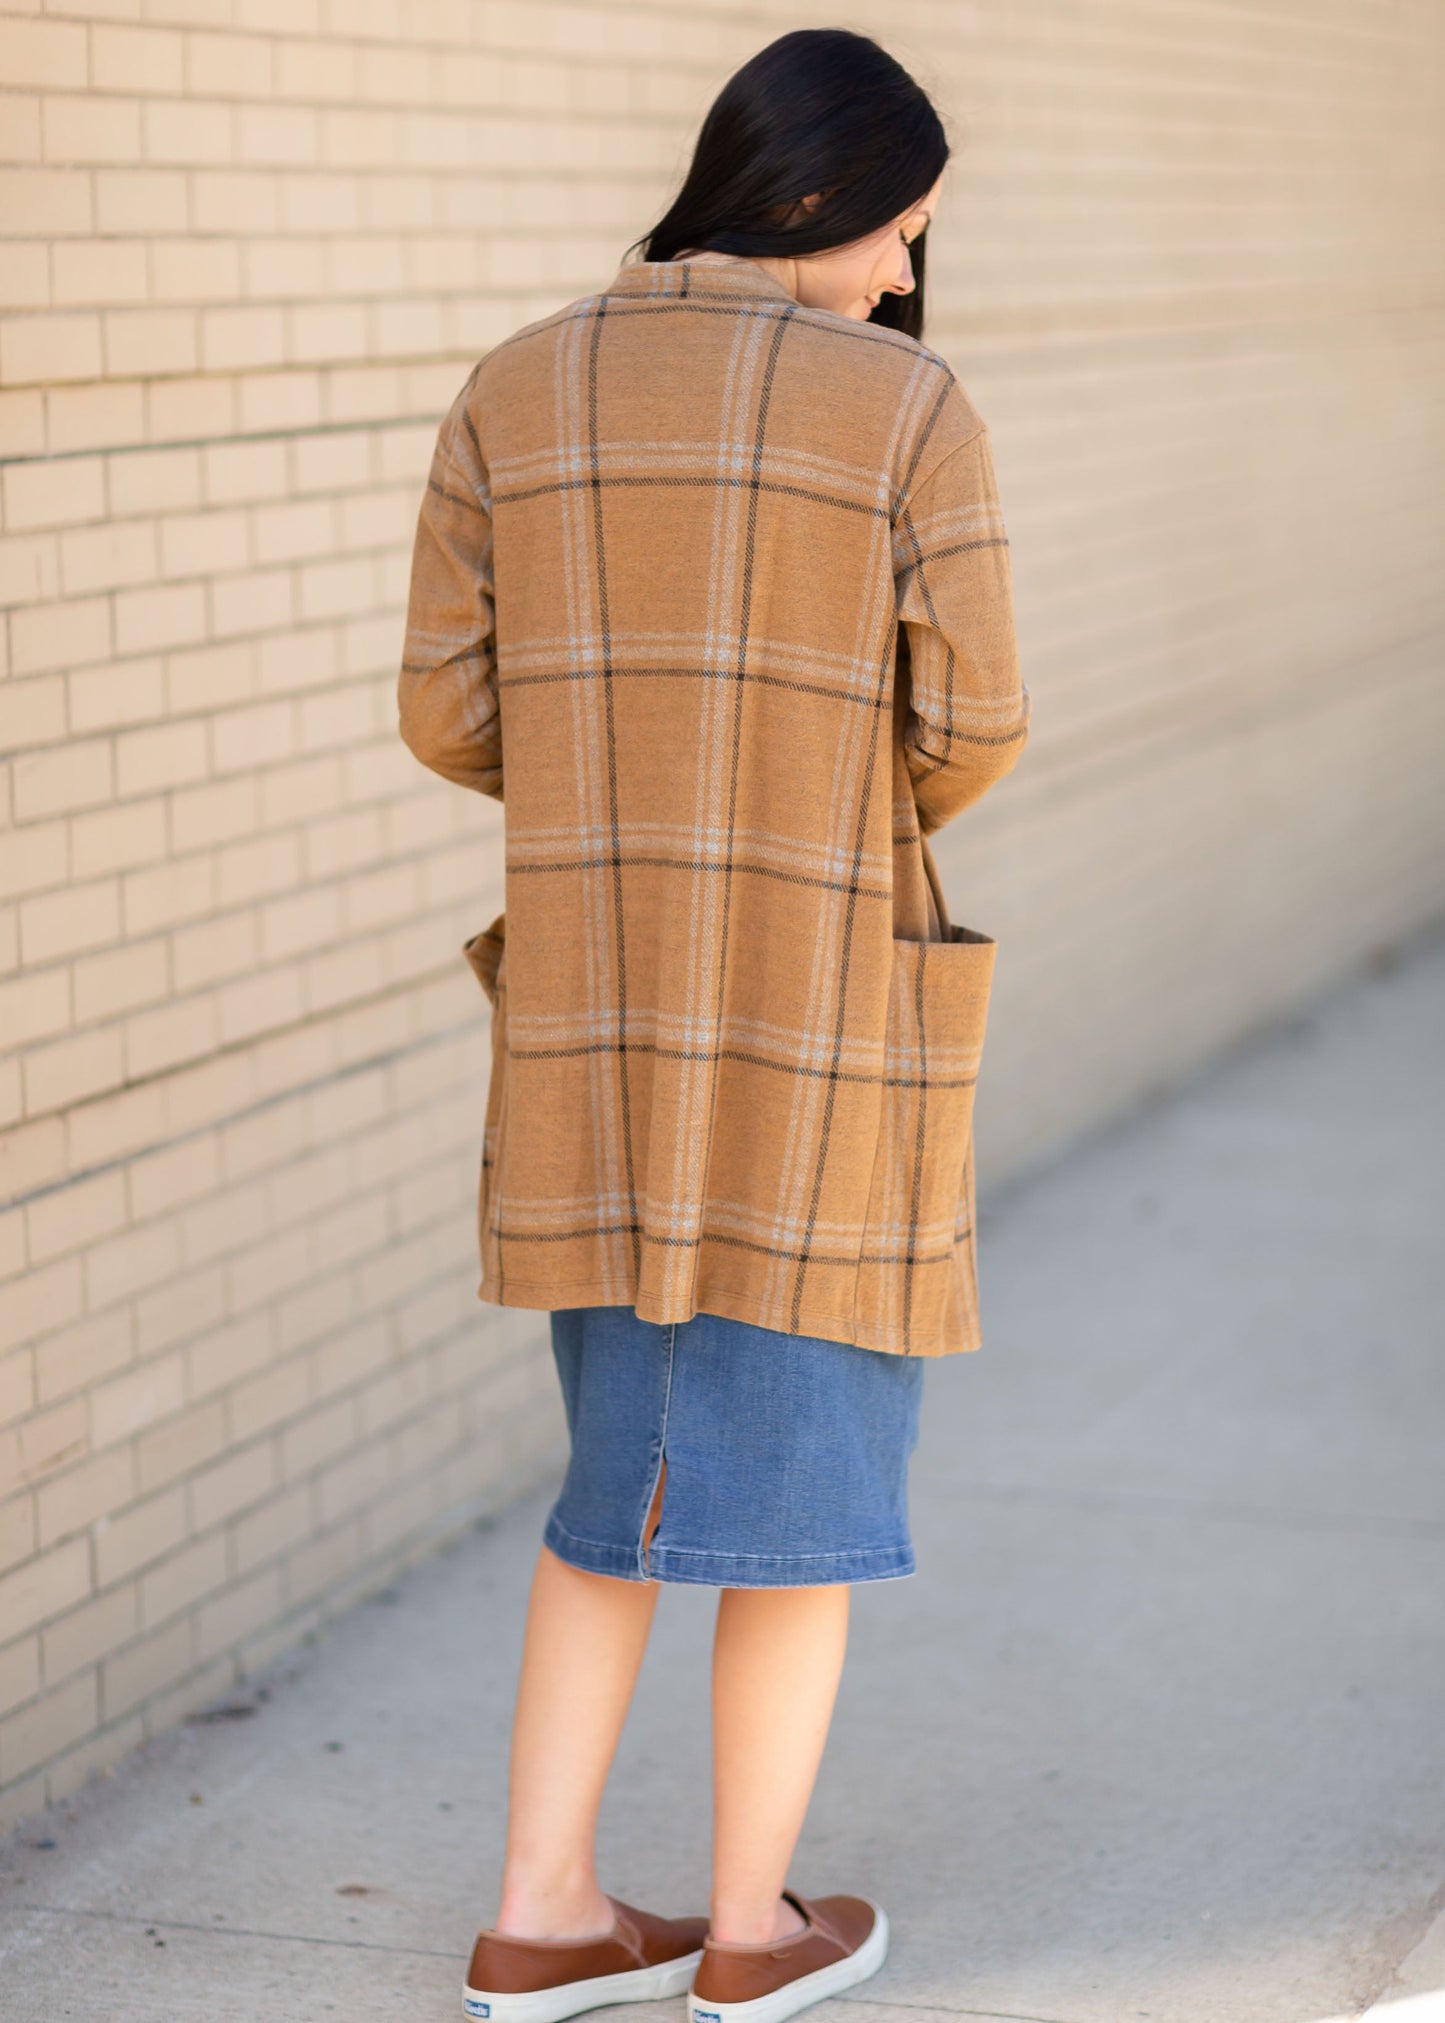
[631,29,949,344]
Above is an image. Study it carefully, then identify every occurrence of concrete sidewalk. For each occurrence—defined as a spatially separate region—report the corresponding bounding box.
[3,932,1443,2023]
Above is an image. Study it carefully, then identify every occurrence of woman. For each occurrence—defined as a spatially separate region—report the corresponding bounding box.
[398,27,1030,2023]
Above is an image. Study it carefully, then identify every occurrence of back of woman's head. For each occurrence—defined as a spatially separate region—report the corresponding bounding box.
[636,28,950,343]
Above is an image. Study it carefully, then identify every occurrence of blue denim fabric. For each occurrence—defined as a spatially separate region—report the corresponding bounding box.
[542,1305,925,1588]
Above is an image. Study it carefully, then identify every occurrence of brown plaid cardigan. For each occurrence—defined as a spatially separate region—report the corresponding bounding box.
[398,254,1030,1356]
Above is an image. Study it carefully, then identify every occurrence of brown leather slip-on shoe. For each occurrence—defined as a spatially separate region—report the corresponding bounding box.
[687,1890,889,2023]
[463,1896,708,2023]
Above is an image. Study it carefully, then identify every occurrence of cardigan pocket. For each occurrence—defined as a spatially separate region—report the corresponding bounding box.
[462,911,508,1275]
[853,923,996,1355]
[462,909,506,1006]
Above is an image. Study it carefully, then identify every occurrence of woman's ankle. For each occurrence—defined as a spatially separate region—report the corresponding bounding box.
[709,1893,809,1946]
[493,1873,616,1940]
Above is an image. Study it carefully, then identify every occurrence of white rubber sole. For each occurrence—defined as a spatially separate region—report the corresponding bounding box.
[463,1949,704,2023]
[687,1904,890,2023]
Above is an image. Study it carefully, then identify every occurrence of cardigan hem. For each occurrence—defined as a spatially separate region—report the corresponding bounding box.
[476,1272,979,1360]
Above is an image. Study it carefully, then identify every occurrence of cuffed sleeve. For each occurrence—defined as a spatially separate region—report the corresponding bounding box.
[892,391,1031,835]
[397,374,503,800]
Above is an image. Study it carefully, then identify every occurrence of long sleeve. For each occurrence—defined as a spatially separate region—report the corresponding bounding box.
[397,373,503,800]
[892,393,1031,835]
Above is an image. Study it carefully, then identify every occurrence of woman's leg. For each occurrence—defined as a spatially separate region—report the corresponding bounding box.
[495,1543,660,1937]
[710,1583,852,1943]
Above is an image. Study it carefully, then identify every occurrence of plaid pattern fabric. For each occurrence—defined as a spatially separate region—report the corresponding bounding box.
[398,254,1030,1355]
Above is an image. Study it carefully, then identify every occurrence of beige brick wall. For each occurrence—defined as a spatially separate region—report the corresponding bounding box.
[2,1,1442,1829]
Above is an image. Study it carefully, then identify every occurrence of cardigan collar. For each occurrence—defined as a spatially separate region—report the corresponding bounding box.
[603,255,798,307]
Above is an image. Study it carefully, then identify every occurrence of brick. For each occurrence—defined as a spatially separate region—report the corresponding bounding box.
[192,169,279,235]
[143,98,234,166]
[71,797,168,880]
[289,302,367,364]
[88,1351,185,1453]
[0,239,48,306]
[193,1564,280,1662]
[170,772,258,852]
[237,103,318,166]
[15,1396,88,1485]
[23,1023,126,1116]
[0,1637,41,1722]
[147,372,236,444]
[13,739,112,823]
[256,621,337,694]
[0,1537,91,1645]
[4,454,104,533]
[60,517,157,597]
[190,1442,274,1531]
[46,378,146,454]
[0,673,65,751]
[42,94,143,165]
[52,238,150,308]
[216,960,302,1044]
[0,529,58,608]
[210,696,293,773]
[37,1446,135,1551]
[252,496,332,565]
[92,1483,183,1588]
[122,852,214,936]
[171,907,258,991]
[0,166,92,236]
[236,368,320,433]
[42,1584,137,1687]
[259,883,339,962]
[0,968,70,1063]
[278,170,359,234]
[107,445,202,516]
[113,579,206,655]
[105,309,198,379]
[230,1354,308,1446]
[152,238,243,307]
[0,817,68,905]
[70,655,167,734]
[19,877,121,966]
[139,1531,226,1629]
[202,436,288,505]
[9,595,111,679]
[200,305,287,374]
[0,1474,35,1577]
[115,719,209,797]
[0,1667,96,1784]
[66,1079,165,1173]
[0,1116,66,1205]
[0,388,46,457]
[133,1262,226,1362]
[317,1439,391,1526]
[94,166,187,235]
[90,23,185,94]
[275,36,354,101]
[87,1216,181,1311]
[0,311,102,387]
[0,1202,24,1281]
[0,1255,84,1363]
[2,19,88,91]
[125,990,219,1078]
[72,935,169,1023]
[101,1613,193,1717]
[129,1132,220,1220]
[25,1166,130,1271]
[134,1395,225,1494]
[159,506,249,581]
[165,639,252,712]
[187,30,274,98]
[0,1347,37,1425]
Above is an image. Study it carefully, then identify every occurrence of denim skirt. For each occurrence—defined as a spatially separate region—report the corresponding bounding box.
[542,1305,925,1588]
